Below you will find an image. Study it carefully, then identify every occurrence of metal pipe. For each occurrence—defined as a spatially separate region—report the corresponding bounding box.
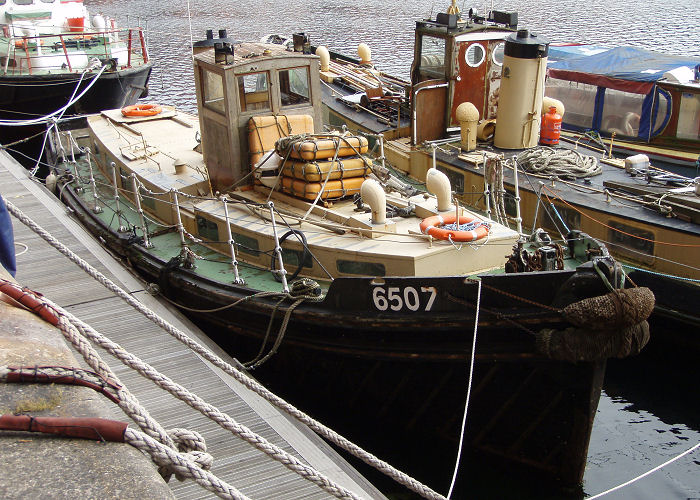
[171,189,186,246]
[413,82,449,144]
[110,162,127,232]
[512,158,523,235]
[222,196,244,285]
[131,174,152,248]
[85,149,102,214]
[378,133,386,171]
[268,201,289,293]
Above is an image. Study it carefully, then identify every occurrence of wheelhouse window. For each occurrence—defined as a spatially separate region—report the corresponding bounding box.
[279,67,310,107]
[465,43,485,67]
[12,0,34,5]
[677,92,700,141]
[419,35,446,78]
[201,68,225,114]
[492,41,505,66]
[238,72,270,112]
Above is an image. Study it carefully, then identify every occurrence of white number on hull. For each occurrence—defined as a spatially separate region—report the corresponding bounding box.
[371,286,437,312]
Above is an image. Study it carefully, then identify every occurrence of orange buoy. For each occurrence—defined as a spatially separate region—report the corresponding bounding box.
[419,213,490,242]
[121,104,162,118]
[540,106,562,145]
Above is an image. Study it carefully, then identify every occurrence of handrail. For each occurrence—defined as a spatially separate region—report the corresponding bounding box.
[1,27,148,76]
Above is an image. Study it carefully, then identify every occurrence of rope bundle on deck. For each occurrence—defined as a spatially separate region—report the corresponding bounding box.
[516,147,601,179]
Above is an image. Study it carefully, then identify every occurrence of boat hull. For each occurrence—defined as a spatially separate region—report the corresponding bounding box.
[0,63,153,169]
[56,177,614,487]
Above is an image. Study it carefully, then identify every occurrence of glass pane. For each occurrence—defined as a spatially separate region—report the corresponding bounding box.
[196,216,219,241]
[419,36,446,78]
[677,92,700,141]
[238,72,270,112]
[600,89,645,137]
[202,69,225,114]
[279,67,310,107]
[232,232,260,256]
[545,78,596,129]
[492,42,505,66]
[336,260,386,276]
[465,43,485,67]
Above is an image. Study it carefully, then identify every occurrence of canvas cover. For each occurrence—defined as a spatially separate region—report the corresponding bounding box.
[548,46,700,94]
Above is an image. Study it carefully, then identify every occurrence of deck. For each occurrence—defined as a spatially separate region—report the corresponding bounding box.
[0,149,385,499]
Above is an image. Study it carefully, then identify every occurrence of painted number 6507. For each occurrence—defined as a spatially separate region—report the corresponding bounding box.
[371,286,437,312]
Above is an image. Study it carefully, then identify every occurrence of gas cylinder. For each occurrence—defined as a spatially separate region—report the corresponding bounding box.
[540,106,562,145]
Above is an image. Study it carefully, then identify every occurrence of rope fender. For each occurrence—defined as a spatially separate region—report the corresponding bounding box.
[561,287,655,330]
[536,320,650,363]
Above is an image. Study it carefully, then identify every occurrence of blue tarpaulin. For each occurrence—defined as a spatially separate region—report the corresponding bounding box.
[548,46,700,94]
[0,194,16,277]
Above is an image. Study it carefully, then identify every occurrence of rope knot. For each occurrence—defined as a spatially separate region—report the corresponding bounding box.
[158,428,213,482]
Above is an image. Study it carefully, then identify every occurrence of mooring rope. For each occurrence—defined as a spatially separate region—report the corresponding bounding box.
[447,279,481,499]
[5,197,447,500]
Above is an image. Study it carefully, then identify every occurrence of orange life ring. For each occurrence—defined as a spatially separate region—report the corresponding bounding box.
[419,213,490,242]
[121,104,162,117]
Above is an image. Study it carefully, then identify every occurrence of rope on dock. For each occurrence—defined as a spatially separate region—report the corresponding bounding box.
[4,197,449,500]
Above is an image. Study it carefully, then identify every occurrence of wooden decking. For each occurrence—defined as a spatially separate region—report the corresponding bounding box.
[0,150,385,499]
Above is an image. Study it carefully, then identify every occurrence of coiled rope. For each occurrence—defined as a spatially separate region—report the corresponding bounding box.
[5,196,447,500]
[517,147,601,178]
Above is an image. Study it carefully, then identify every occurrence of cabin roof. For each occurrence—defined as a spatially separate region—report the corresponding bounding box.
[195,42,318,70]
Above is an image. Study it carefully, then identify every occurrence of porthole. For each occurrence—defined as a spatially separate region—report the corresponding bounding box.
[492,42,505,66]
[465,43,485,68]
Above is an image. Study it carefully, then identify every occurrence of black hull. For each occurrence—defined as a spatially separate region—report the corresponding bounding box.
[54,180,619,488]
[0,64,152,169]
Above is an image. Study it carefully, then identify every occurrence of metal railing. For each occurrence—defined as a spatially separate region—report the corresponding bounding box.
[1,26,149,76]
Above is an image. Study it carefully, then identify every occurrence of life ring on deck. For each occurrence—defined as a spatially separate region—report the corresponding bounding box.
[121,104,162,117]
[419,213,490,242]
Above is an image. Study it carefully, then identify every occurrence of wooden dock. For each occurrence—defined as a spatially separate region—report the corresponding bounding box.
[0,150,386,499]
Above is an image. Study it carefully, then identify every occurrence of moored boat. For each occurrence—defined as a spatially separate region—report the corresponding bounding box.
[313,4,700,331]
[0,0,152,168]
[48,38,653,492]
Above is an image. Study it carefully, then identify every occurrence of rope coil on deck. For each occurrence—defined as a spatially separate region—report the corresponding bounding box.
[516,147,601,178]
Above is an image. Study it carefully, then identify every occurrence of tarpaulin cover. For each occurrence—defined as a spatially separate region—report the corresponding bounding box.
[0,194,16,277]
[548,46,700,94]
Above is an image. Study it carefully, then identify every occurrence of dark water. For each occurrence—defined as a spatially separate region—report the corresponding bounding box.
[84,1,698,497]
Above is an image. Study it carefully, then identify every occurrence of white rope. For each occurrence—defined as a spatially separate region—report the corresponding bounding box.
[124,428,250,500]
[586,442,700,499]
[517,147,601,178]
[6,189,447,500]
[0,64,107,127]
[446,279,481,498]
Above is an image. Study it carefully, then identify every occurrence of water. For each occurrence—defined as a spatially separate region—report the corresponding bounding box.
[85,1,699,497]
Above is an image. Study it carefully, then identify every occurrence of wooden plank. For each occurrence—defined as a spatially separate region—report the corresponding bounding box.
[0,151,386,500]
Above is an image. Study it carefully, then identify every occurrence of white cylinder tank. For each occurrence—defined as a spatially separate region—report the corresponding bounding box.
[494,30,549,150]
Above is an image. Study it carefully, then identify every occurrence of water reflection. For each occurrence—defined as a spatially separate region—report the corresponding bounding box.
[90,0,700,113]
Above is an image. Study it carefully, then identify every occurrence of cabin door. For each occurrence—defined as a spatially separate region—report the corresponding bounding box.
[450,36,507,127]
[412,79,447,144]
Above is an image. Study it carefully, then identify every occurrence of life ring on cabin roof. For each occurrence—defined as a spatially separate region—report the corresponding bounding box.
[420,213,490,242]
[121,104,162,117]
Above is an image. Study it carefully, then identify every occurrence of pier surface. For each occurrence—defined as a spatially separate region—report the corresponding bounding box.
[0,150,385,499]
